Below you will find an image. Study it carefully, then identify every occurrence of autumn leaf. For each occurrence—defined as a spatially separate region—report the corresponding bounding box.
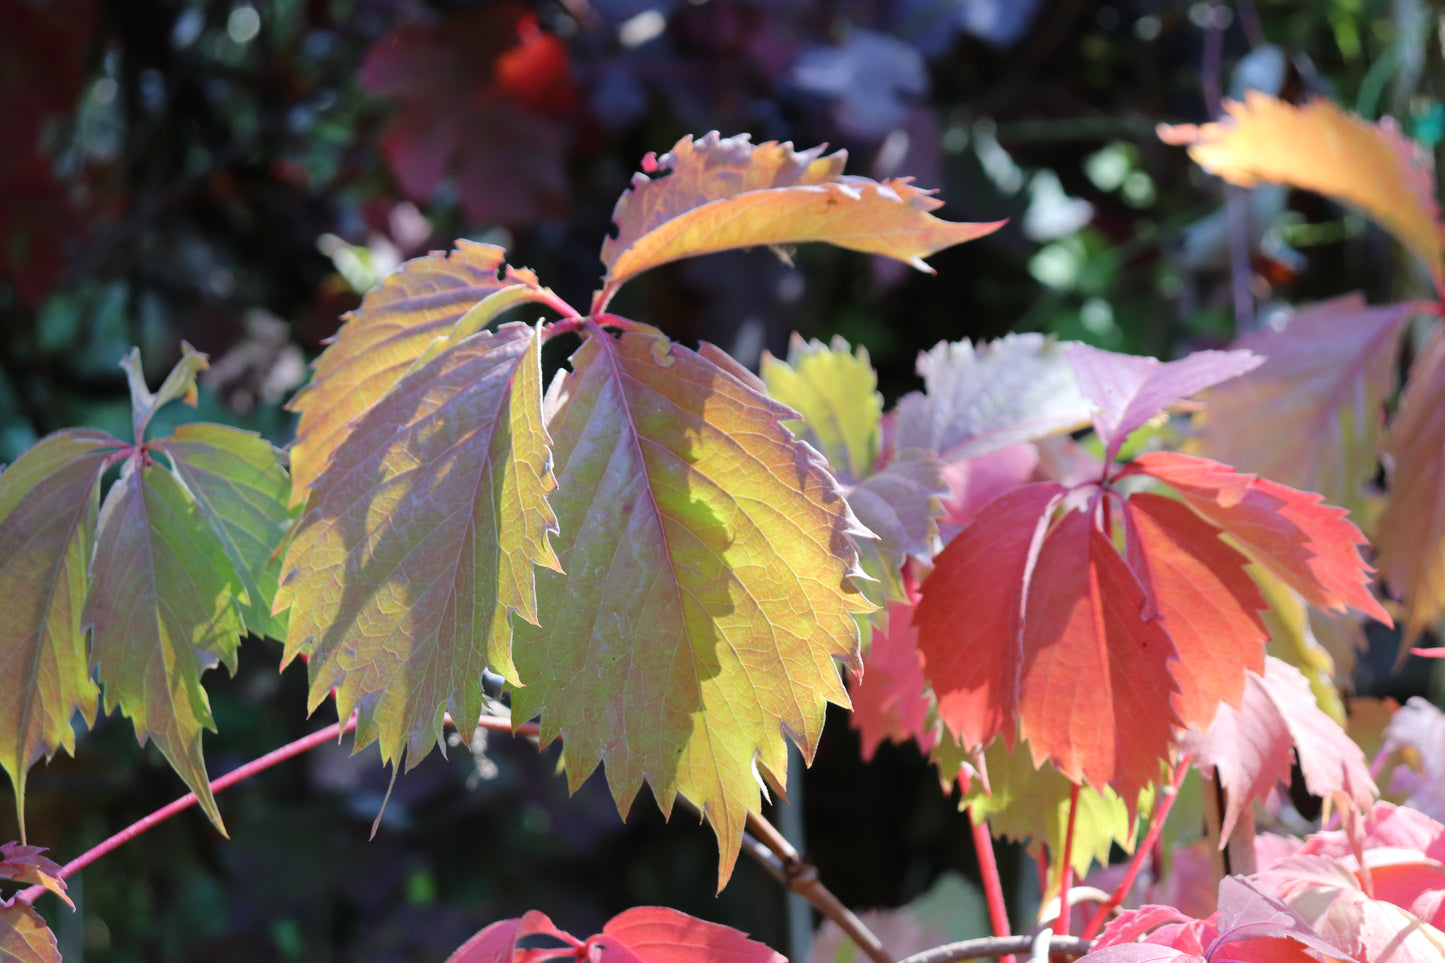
[893,333,1093,463]
[0,843,69,908]
[1190,293,1412,515]
[1122,493,1268,730]
[362,4,576,225]
[1182,657,1376,840]
[444,910,578,963]
[594,132,1004,310]
[1376,324,1445,641]
[845,448,946,606]
[588,906,787,963]
[1383,697,1445,822]
[0,430,115,840]
[849,598,938,761]
[916,483,1062,754]
[760,334,881,481]
[958,737,1146,894]
[762,335,943,607]
[1128,452,1388,623]
[0,901,58,963]
[445,907,784,963]
[1062,343,1261,462]
[1016,511,1180,805]
[278,324,557,768]
[1159,91,1445,292]
[289,241,557,504]
[510,323,870,887]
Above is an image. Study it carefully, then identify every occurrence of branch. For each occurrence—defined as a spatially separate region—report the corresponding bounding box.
[896,934,1094,963]
[17,711,538,904]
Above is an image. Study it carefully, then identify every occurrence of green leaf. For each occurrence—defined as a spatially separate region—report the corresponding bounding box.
[760,335,882,481]
[289,242,557,504]
[159,424,295,641]
[510,323,871,887]
[277,323,558,768]
[953,738,1147,897]
[121,342,208,442]
[0,429,118,840]
[595,133,1004,310]
[85,460,249,834]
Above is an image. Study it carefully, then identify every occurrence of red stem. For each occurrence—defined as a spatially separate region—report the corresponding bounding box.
[1055,784,1080,939]
[1079,755,1191,941]
[18,713,538,904]
[968,809,1016,963]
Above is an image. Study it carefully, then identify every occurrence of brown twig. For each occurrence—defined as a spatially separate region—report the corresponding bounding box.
[896,934,1094,963]
[693,802,893,963]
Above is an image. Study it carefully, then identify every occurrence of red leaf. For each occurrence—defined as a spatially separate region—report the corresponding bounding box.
[915,483,1062,753]
[1129,452,1388,623]
[1062,345,1260,461]
[1123,493,1268,729]
[0,843,69,908]
[589,907,784,963]
[361,5,575,224]
[1017,512,1180,805]
[848,597,937,761]
[445,910,579,963]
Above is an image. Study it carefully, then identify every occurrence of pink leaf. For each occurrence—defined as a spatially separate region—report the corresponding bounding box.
[1184,658,1376,840]
[1190,293,1411,512]
[1062,345,1260,461]
[849,597,938,761]
[1383,698,1445,822]
[1376,323,1445,641]
[445,911,579,963]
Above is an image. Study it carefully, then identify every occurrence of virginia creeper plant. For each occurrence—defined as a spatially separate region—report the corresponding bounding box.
[3,108,1445,963]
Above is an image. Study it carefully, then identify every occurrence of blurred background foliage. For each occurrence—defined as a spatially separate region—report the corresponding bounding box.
[1,0,1442,959]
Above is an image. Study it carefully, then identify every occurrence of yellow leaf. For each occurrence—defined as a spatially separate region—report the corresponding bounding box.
[1160,93,1444,292]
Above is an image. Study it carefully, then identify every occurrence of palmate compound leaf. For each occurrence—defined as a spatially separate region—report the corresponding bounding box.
[509,322,870,887]
[1159,91,1445,293]
[277,323,558,765]
[1128,452,1389,624]
[0,430,115,840]
[1376,323,1445,641]
[917,486,1181,806]
[288,240,558,504]
[594,132,1005,311]
[1189,294,1412,516]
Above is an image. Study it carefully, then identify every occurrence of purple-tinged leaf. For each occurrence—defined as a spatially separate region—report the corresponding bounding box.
[1212,875,1353,959]
[0,901,58,963]
[1063,344,1261,461]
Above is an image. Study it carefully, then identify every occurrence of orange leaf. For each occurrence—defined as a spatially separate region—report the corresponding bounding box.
[1124,493,1268,730]
[1376,324,1445,641]
[1130,452,1389,624]
[1159,92,1444,293]
[915,483,1062,753]
[1017,511,1179,806]
[595,132,1003,309]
